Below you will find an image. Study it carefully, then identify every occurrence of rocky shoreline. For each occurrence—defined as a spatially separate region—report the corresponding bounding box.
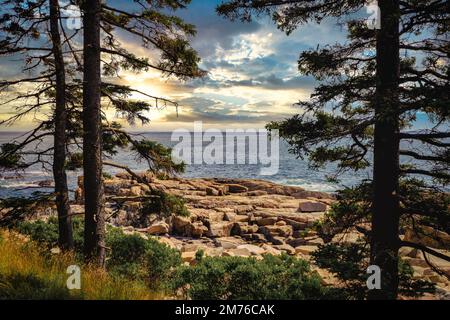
[29,172,450,299]
[74,173,334,259]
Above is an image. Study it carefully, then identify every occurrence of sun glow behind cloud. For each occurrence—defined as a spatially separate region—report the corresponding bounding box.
[0,0,346,132]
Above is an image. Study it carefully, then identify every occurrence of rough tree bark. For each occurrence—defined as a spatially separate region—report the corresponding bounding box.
[370,0,401,300]
[82,0,105,266]
[49,0,73,250]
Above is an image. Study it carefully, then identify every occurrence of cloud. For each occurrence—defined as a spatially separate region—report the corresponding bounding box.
[0,0,348,131]
[176,0,263,58]
[158,92,302,127]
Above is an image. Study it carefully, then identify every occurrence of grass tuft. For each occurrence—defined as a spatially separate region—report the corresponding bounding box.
[0,230,158,300]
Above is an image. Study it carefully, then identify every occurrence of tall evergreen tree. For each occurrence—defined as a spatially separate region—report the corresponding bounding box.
[218,0,449,299]
[79,0,204,264]
[49,0,73,249]
[0,1,203,261]
[0,0,74,248]
[81,0,105,265]
[371,0,401,299]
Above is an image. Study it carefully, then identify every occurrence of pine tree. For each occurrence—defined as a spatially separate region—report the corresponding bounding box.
[0,0,74,248]
[81,0,104,265]
[218,0,449,299]
[79,0,204,265]
[0,1,204,262]
[49,0,73,249]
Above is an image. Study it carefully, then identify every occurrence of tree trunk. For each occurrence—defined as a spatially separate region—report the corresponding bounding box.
[49,0,73,250]
[82,0,105,266]
[370,0,401,300]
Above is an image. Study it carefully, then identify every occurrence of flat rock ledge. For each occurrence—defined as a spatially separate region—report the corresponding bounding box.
[68,172,448,299]
[73,172,331,256]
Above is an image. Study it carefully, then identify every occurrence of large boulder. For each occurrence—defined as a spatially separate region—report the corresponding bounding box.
[103,178,132,193]
[242,233,267,243]
[186,222,209,238]
[295,245,318,256]
[404,226,450,250]
[273,243,296,255]
[297,201,327,213]
[172,215,191,234]
[256,217,278,226]
[261,244,282,256]
[130,186,143,196]
[269,236,285,245]
[156,236,179,250]
[236,244,266,256]
[146,222,169,235]
[181,243,207,253]
[205,187,220,196]
[223,247,252,257]
[207,222,235,237]
[291,190,335,200]
[283,218,308,231]
[231,222,259,236]
[259,224,293,238]
[226,184,249,193]
[287,238,307,247]
[214,237,246,249]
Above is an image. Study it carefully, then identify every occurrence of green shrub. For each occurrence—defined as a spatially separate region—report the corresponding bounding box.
[312,242,435,299]
[105,228,182,289]
[142,191,190,217]
[16,217,85,252]
[16,218,59,246]
[102,172,113,179]
[106,228,149,279]
[171,254,330,300]
[0,273,74,300]
[71,218,85,252]
[145,238,182,289]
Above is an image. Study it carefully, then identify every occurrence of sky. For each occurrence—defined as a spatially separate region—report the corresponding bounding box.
[108,0,348,131]
[0,0,434,132]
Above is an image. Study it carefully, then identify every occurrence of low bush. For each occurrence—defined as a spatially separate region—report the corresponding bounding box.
[106,228,150,279]
[16,216,85,252]
[141,191,190,217]
[145,237,182,289]
[312,242,435,299]
[16,218,59,246]
[14,220,182,291]
[106,228,182,289]
[11,220,347,300]
[171,254,332,300]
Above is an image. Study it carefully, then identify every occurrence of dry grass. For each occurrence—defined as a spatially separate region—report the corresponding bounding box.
[0,230,159,300]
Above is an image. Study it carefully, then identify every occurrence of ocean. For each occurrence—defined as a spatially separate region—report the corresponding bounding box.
[0,131,440,198]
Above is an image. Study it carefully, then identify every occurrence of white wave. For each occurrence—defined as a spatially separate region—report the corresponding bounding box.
[275,178,337,192]
[0,182,41,189]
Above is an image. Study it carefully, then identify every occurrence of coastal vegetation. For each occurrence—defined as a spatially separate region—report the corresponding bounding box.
[218,0,450,299]
[0,0,448,301]
[1,221,336,300]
